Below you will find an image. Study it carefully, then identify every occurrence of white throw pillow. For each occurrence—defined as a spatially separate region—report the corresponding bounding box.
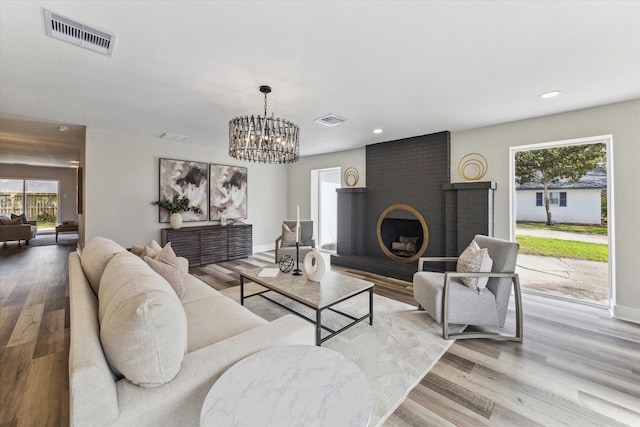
[98,251,187,388]
[130,244,145,257]
[147,239,163,253]
[456,240,493,293]
[176,256,189,278]
[140,245,156,259]
[139,239,164,259]
[80,236,127,295]
[155,242,179,263]
[144,255,186,298]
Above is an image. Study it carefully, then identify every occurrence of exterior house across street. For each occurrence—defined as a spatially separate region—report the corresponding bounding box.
[516,168,606,224]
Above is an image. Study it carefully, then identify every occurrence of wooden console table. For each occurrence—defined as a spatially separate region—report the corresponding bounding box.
[161,224,252,266]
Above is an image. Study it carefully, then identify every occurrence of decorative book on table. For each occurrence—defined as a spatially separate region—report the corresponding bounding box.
[258,268,279,278]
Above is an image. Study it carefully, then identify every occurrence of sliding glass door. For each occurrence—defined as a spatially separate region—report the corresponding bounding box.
[0,179,24,217]
[0,178,59,229]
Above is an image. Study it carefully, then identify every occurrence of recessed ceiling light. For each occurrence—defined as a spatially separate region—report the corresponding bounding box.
[540,90,562,99]
[373,128,383,134]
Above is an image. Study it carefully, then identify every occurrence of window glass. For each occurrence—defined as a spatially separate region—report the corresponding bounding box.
[0,178,58,227]
[0,179,24,215]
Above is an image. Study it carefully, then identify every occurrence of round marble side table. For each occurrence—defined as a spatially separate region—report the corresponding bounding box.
[200,345,372,427]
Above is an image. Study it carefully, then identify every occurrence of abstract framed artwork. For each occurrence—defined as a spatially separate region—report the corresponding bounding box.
[158,158,209,222]
[209,164,248,220]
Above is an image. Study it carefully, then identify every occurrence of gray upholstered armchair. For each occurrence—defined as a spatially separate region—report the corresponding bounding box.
[412,234,522,341]
[275,220,315,264]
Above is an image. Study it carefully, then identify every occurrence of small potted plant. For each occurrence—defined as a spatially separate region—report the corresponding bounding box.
[151,195,203,229]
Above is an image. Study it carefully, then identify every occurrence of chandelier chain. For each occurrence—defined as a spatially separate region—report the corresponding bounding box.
[264,92,268,117]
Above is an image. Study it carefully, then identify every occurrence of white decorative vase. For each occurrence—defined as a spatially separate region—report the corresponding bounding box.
[303,248,326,282]
[169,212,183,229]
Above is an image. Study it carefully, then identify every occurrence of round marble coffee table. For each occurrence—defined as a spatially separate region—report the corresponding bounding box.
[200,345,372,427]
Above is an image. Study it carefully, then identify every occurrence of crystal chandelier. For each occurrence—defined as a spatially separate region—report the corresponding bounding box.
[228,85,300,164]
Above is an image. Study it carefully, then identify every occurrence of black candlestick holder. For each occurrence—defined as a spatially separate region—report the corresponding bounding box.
[292,242,303,276]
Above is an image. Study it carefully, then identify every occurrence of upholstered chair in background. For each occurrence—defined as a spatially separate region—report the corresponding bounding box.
[275,220,315,264]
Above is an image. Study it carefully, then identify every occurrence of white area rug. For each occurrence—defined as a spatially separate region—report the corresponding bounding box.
[221,283,458,426]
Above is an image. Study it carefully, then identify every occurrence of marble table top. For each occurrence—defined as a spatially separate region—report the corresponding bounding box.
[200,345,372,427]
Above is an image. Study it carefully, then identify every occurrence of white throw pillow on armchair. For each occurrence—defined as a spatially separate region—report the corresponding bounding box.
[456,240,494,293]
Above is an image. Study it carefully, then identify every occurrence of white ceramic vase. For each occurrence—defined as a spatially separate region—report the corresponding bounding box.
[169,212,183,229]
[303,248,326,282]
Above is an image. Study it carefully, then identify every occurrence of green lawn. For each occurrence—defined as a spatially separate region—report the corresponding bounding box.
[516,235,608,262]
[516,221,608,235]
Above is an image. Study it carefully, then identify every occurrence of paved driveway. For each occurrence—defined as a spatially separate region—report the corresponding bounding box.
[515,228,609,304]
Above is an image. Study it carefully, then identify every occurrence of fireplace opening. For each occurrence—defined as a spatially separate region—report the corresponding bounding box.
[382,218,422,257]
[376,204,429,263]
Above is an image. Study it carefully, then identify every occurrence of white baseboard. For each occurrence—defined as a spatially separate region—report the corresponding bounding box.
[252,244,273,254]
[611,304,640,324]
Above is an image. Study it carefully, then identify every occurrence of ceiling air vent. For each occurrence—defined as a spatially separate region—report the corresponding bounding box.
[44,8,115,56]
[160,133,189,142]
[314,114,347,127]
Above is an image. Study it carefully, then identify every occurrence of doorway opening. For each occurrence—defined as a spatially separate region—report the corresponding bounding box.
[510,135,613,307]
[311,167,341,253]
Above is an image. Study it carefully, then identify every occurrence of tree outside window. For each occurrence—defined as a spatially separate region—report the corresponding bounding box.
[516,143,605,225]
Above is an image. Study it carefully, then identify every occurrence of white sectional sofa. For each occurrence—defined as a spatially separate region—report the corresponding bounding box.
[68,236,314,426]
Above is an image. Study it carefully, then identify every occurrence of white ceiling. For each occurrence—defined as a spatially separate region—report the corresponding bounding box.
[1,1,639,167]
[0,113,85,167]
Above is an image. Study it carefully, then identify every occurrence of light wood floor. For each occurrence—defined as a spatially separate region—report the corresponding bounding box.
[2,245,639,426]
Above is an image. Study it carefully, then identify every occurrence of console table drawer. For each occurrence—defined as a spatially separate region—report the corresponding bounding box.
[228,227,252,259]
[201,227,228,264]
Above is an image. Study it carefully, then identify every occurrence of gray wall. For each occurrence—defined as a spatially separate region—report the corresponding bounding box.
[287,148,366,220]
[451,99,640,323]
[84,129,288,253]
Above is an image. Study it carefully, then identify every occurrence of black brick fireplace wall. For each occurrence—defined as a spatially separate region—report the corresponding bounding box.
[332,130,495,281]
[365,131,450,259]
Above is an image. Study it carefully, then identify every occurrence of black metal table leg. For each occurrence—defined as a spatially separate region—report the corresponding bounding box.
[316,310,322,346]
[369,288,373,325]
[240,275,245,305]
